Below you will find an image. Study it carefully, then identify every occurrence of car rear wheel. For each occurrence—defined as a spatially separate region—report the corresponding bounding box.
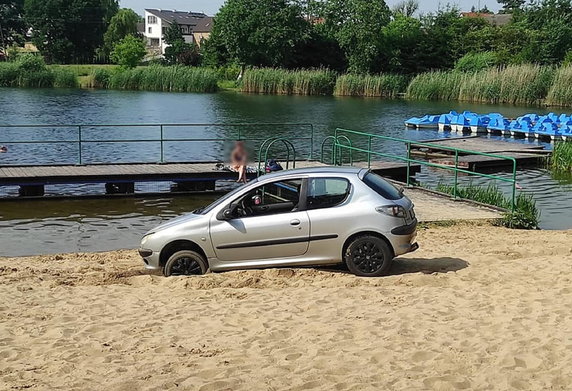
[345,236,393,277]
[163,250,208,277]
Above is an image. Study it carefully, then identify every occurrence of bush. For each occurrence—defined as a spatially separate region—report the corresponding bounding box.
[455,52,499,73]
[242,68,337,95]
[91,68,113,88]
[111,35,146,69]
[334,73,409,97]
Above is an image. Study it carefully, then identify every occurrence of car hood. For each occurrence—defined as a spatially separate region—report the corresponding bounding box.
[146,213,205,235]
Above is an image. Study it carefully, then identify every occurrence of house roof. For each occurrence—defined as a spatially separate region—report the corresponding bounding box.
[145,9,211,28]
[460,12,513,26]
[193,17,213,33]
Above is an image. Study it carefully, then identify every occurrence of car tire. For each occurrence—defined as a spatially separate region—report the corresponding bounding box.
[344,235,394,277]
[163,250,208,277]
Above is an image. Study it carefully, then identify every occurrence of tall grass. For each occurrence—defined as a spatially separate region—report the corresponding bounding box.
[334,74,409,98]
[89,66,218,92]
[436,182,539,229]
[0,55,57,88]
[241,68,337,95]
[407,65,554,105]
[546,66,572,107]
[51,67,79,88]
[551,141,572,172]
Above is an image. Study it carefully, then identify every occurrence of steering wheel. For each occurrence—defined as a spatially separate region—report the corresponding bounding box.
[239,198,253,217]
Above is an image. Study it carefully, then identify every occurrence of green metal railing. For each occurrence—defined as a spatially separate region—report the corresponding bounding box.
[257,138,297,176]
[0,123,315,166]
[333,128,518,212]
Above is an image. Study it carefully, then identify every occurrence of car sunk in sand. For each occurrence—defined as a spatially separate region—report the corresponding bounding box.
[139,167,418,277]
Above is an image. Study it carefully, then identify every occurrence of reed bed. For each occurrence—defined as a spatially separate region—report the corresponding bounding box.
[241,68,336,95]
[0,55,77,88]
[89,66,218,92]
[334,74,409,98]
[546,66,572,107]
[551,141,572,173]
[407,65,554,105]
[436,182,539,229]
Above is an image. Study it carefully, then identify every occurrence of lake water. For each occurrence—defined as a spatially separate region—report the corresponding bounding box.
[1,88,571,256]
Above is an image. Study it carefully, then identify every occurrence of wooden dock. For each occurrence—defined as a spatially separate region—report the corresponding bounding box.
[0,160,421,197]
[410,136,549,171]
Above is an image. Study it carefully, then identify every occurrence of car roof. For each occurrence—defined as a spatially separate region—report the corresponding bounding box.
[261,166,365,180]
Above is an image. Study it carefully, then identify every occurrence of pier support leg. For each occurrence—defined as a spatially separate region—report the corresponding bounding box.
[19,185,45,197]
[105,182,135,194]
[172,181,216,192]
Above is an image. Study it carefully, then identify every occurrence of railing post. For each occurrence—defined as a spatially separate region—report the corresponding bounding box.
[512,159,517,212]
[160,125,164,163]
[78,125,82,165]
[310,124,314,161]
[406,142,411,187]
[333,129,338,165]
[367,135,372,169]
[454,149,459,199]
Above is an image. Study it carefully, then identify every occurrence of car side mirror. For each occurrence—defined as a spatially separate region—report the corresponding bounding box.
[223,209,234,220]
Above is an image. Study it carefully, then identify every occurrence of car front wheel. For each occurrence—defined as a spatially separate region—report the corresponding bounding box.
[344,235,393,277]
[163,250,208,277]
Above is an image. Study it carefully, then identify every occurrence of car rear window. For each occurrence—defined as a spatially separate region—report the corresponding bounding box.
[362,173,403,201]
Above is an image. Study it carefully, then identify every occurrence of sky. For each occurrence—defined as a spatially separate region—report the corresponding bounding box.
[120,0,501,17]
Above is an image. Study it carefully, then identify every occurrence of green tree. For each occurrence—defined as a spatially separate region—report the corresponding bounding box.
[110,34,145,68]
[24,0,119,63]
[498,0,526,13]
[103,8,141,55]
[162,21,201,66]
[0,0,25,52]
[321,0,391,74]
[382,15,422,73]
[392,0,419,17]
[211,0,308,73]
[163,20,183,45]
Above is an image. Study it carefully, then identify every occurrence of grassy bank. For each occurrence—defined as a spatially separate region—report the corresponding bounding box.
[435,182,539,229]
[88,66,218,93]
[0,55,77,88]
[551,141,572,173]
[407,65,554,105]
[241,68,337,95]
[546,66,572,107]
[334,74,409,98]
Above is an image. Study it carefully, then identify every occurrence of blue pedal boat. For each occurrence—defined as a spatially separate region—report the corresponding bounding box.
[533,121,562,141]
[405,115,440,129]
[561,124,572,140]
[487,117,511,134]
[509,119,533,137]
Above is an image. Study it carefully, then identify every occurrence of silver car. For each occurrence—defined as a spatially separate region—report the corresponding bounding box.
[139,167,418,277]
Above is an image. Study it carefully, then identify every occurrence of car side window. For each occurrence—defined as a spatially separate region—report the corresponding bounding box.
[233,179,303,217]
[307,178,350,210]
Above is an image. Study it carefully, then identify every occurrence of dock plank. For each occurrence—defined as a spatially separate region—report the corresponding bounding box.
[0,161,421,186]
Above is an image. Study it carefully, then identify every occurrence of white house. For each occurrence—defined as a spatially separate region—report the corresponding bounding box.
[144,9,213,54]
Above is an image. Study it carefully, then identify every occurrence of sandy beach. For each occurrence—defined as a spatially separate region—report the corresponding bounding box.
[1,224,572,390]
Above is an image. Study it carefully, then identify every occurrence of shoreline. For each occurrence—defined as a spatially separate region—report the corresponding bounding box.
[2,224,572,390]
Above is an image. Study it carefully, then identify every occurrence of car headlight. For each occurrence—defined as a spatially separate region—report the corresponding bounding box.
[141,233,154,247]
[376,205,406,218]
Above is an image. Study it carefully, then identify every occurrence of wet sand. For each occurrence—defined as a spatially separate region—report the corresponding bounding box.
[1,224,572,390]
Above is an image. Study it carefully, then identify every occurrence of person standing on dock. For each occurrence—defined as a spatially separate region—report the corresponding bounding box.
[231,141,248,183]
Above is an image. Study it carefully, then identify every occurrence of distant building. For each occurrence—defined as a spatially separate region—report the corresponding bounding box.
[460,12,513,26]
[143,9,213,53]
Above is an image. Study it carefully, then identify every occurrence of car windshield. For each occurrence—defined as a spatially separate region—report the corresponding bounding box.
[197,179,259,215]
[362,172,403,201]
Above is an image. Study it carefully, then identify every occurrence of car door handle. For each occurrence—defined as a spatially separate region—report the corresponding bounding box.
[290,219,301,226]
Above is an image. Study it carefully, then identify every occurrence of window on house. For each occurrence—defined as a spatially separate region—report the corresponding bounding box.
[148,16,157,24]
[148,27,152,34]
[150,38,160,46]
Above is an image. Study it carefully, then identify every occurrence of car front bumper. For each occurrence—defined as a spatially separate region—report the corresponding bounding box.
[139,248,161,271]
